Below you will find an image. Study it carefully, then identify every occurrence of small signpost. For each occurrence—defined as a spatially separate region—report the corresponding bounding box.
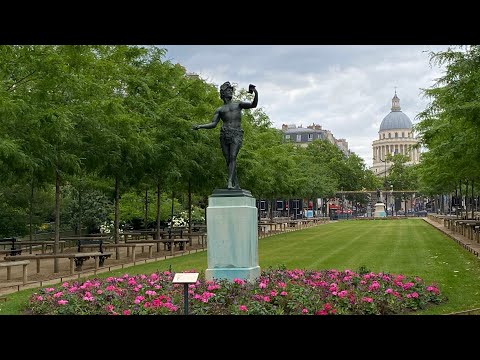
[172,272,199,315]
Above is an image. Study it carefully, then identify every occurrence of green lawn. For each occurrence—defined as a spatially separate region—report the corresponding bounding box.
[1,218,479,315]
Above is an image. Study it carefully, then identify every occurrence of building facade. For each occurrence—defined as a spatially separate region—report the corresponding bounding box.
[371,92,420,177]
[281,123,350,156]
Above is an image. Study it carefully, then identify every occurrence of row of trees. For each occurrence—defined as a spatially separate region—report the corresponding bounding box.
[414,45,480,215]
[0,45,391,271]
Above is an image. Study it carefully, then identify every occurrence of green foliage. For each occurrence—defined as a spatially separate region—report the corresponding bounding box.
[0,45,389,239]
[61,185,114,234]
[387,153,419,191]
[0,177,54,237]
[118,190,182,228]
[357,265,370,275]
[415,45,480,193]
[0,203,28,237]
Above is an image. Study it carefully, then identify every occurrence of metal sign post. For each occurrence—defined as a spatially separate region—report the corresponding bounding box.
[172,272,199,315]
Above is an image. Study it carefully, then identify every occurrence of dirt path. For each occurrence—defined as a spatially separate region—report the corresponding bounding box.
[0,242,206,294]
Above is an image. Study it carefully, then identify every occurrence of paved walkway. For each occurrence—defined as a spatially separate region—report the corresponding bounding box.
[422,217,480,257]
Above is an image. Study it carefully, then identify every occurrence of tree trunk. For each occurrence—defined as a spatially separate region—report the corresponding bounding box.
[188,180,192,234]
[169,191,174,238]
[458,181,462,219]
[144,188,148,231]
[29,178,34,241]
[472,179,475,220]
[465,180,469,218]
[114,176,120,259]
[54,168,61,273]
[270,199,274,222]
[204,196,208,225]
[156,182,161,242]
[78,189,82,236]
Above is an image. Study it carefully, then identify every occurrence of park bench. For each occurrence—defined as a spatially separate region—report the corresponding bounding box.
[76,239,104,252]
[0,237,22,256]
[0,260,30,284]
[162,238,190,255]
[17,240,66,254]
[163,228,184,239]
[182,232,207,247]
[76,239,111,266]
[102,243,154,263]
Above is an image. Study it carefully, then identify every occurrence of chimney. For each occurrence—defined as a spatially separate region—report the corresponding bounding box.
[282,124,288,131]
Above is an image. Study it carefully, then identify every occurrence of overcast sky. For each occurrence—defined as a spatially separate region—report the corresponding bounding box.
[160,45,450,167]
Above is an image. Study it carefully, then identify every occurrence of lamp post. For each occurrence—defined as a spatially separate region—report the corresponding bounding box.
[390,184,394,216]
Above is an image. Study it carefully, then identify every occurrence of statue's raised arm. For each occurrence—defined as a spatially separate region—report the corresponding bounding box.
[239,84,258,109]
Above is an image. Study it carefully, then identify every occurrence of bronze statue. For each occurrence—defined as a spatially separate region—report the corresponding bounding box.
[193,82,258,190]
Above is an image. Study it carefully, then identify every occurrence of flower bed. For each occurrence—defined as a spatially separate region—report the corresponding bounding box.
[27,266,446,315]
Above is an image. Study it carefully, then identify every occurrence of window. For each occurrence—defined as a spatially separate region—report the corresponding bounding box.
[388,133,391,138]
[402,132,405,138]
[260,201,266,210]
[382,134,385,139]
[296,134,302,142]
[276,200,284,210]
[308,133,313,141]
[285,134,290,140]
[395,132,398,138]
[293,199,300,209]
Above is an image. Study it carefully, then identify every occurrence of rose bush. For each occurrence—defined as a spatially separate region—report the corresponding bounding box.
[27,266,447,315]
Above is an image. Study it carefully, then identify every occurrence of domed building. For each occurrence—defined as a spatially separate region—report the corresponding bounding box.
[371,92,421,178]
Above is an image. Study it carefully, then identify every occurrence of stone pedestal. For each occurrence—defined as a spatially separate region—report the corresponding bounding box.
[374,202,386,218]
[205,189,260,282]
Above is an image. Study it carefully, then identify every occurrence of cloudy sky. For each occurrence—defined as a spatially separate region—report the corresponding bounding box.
[160,45,450,167]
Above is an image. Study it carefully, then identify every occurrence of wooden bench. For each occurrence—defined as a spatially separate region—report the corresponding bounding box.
[126,239,189,256]
[70,252,113,271]
[0,260,30,283]
[17,240,66,254]
[4,252,113,274]
[102,243,154,263]
[77,239,105,252]
[182,232,207,247]
[161,239,190,256]
[0,237,22,256]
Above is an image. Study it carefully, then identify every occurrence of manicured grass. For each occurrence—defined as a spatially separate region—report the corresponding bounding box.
[1,218,479,314]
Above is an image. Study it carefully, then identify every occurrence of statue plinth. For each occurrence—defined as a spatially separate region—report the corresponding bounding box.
[205,188,260,282]
[210,188,253,197]
[374,202,387,218]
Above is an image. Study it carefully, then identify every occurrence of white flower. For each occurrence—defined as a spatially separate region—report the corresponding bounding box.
[171,215,188,227]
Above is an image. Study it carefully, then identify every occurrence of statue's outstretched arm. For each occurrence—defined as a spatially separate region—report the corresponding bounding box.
[192,109,221,130]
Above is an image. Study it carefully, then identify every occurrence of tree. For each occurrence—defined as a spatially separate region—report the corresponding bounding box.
[416,45,480,197]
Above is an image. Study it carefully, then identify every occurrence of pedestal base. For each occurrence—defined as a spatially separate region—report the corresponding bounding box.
[374,202,386,218]
[205,189,260,282]
[205,266,261,282]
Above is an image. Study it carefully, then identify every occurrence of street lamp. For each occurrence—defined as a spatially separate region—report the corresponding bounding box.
[390,184,394,216]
